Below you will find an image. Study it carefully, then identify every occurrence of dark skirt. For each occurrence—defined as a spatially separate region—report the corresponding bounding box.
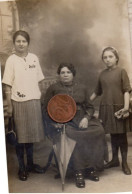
[47,117,108,171]
[99,105,132,134]
[12,100,45,143]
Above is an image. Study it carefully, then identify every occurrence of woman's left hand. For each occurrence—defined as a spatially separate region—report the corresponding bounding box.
[115,108,129,119]
[79,118,88,129]
[122,108,129,119]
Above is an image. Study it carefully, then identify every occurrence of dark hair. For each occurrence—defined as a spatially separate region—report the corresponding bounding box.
[13,30,30,44]
[102,46,119,63]
[57,63,76,76]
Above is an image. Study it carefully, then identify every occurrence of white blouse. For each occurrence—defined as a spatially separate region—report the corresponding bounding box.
[2,53,45,102]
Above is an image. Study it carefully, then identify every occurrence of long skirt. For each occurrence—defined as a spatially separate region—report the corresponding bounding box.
[48,117,108,171]
[12,99,45,143]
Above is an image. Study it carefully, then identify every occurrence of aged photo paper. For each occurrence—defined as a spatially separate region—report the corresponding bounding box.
[0,0,132,193]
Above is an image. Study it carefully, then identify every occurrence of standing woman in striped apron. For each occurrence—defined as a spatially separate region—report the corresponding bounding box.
[2,30,45,181]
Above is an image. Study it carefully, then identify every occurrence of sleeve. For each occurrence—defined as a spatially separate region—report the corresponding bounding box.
[121,69,131,93]
[2,56,14,86]
[42,84,55,117]
[42,84,56,136]
[94,75,102,96]
[83,87,95,119]
[35,56,45,82]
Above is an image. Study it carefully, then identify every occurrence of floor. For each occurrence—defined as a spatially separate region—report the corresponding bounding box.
[6,134,132,193]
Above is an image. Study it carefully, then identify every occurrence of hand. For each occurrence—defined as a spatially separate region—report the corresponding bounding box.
[7,105,13,117]
[94,111,99,118]
[122,108,129,119]
[115,109,123,119]
[79,118,88,129]
[115,108,129,119]
[52,123,63,129]
[123,111,129,119]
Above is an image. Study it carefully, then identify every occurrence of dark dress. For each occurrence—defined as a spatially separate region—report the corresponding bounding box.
[42,81,108,171]
[95,67,132,134]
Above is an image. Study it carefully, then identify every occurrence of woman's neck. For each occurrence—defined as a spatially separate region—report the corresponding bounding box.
[15,51,28,58]
[61,81,73,86]
[107,64,117,71]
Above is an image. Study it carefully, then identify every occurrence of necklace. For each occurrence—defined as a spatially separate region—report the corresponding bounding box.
[66,85,74,96]
[61,82,74,96]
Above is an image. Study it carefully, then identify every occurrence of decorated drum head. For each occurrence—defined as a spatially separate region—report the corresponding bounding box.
[47,94,77,123]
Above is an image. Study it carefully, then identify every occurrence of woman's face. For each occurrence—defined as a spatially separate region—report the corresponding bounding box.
[14,35,28,54]
[102,50,118,69]
[59,67,74,84]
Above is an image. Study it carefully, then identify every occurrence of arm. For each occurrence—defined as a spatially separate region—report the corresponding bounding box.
[2,56,14,117]
[38,80,45,100]
[115,68,131,119]
[122,92,130,118]
[90,75,102,101]
[42,83,64,136]
[42,85,53,116]
[130,91,132,110]
[79,87,94,129]
[124,92,130,111]
[42,84,59,126]
[119,69,131,118]
[5,85,13,117]
[38,81,43,93]
[36,55,45,98]
[115,92,130,119]
[90,92,97,101]
[121,68,131,110]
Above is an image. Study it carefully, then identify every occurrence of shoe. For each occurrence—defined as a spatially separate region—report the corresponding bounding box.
[122,163,131,175]
[18,170,28,181]
[85,168,99,182]
[26,164,44,173]
[75,171,85,188]
[104,160,120,169]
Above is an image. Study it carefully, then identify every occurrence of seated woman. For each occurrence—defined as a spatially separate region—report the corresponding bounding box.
[42,63,108,188]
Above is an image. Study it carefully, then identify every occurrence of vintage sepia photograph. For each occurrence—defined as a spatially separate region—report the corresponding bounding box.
[0,0,132,193]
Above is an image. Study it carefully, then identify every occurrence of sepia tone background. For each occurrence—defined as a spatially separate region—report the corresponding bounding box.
[0,0,132,193]
[1,0,132,86]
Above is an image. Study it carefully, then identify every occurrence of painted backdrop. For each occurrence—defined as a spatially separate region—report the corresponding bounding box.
[15,0,132,92]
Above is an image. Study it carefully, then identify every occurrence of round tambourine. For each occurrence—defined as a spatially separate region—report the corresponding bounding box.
[47,94,77,123]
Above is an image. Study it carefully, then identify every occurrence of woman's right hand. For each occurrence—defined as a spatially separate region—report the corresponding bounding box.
[7,105,13,117]
[52,123,63,129]
[79,117,88,129]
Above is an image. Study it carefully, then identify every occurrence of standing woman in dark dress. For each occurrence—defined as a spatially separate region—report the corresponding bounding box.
[90,46,131,175]
[2,30,45,181]
[42,63,108,188]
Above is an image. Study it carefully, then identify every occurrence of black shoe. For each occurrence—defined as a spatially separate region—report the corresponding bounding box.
[122,163,131,175]
[26,164,44,173]
[18,170,28,181]
[85,168,99,182]
[75,171,85,188]
[104,160,120,169]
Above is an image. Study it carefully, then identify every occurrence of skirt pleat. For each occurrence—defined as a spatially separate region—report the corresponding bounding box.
[99,105,132,134]
[12,100,45,143]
